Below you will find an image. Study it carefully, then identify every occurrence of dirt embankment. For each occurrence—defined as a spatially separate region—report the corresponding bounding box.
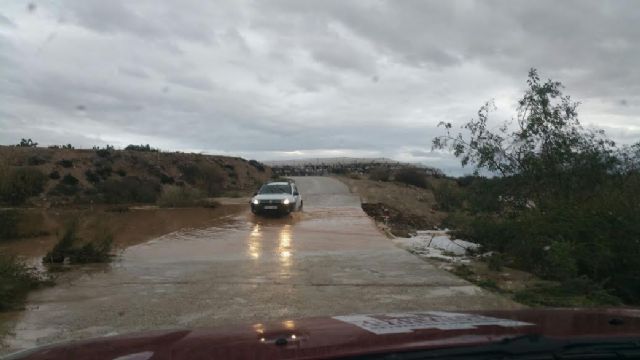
[0,146,271,206]
[336,176,448,236]
[0,146,269,255]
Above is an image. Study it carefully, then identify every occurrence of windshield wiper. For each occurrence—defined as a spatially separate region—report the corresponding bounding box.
[342,335,640,360]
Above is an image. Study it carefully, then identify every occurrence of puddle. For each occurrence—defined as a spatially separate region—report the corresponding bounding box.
[0,205,246,265]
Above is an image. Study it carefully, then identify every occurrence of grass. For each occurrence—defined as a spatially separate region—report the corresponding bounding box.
[0,256,51,311]
[514,283,621,307]
[394,168,429,189]
[450,263,620,307]
[0,210,19,240]
[157,185,206,207]
[43,219,114,264]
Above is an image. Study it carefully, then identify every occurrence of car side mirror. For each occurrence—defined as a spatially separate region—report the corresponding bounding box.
[253,191,258,196]
[293,191,299,196]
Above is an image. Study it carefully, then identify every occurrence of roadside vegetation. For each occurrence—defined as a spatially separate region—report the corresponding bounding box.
[432,69,640,306]
[124,144,158,152]
[393,168,430,188]
[0,145,270,207]
[157,185,207,207]
[43,219,114,264]
[0,256,51,311]
[0,165,47,205]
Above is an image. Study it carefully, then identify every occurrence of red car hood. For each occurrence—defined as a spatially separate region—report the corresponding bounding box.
[7,308,640,360]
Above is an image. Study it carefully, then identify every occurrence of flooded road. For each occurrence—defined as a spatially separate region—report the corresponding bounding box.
[1,177,519,354]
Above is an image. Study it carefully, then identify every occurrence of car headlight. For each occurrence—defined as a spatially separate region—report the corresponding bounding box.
[283,198,290,205]
[252,198,259,205]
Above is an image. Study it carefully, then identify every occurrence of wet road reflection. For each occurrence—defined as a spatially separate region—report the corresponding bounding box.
[278,224,293,271]
[248,224,262,260]
[247,222,293,277]
[283,319,296,330]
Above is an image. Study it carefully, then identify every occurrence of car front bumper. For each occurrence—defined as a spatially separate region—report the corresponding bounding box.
[251,202,295,214]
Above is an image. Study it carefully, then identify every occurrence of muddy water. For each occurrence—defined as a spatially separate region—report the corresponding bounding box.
[0,177,520,355]
[0,205,246,267]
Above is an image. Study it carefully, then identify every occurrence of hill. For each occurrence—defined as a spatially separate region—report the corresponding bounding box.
[263,157,404,166]
[0,146,271,206]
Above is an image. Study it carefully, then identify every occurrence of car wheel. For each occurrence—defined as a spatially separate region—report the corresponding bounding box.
[299,201,303,211]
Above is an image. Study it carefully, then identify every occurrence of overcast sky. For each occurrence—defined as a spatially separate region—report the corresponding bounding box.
[1,1,639,174]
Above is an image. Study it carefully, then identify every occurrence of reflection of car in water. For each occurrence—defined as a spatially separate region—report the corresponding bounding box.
[9,309,640,359]
[251,180,303,216]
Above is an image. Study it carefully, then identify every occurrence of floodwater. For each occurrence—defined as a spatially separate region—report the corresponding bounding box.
[0,177,520,355]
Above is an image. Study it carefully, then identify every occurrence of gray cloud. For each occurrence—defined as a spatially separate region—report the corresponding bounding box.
[410,150,432,158]
[118,66,150,79]
[0,13,15,27]
[1,0,639,175]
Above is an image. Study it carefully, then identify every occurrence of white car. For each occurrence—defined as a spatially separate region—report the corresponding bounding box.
[250,180,303,215]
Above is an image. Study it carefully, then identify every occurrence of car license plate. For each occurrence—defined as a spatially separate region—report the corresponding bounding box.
[264,206,278,210]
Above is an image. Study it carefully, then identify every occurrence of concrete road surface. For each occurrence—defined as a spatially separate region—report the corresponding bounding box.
[1,176,519,354]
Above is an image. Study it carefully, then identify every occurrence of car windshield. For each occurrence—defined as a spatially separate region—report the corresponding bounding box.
[259,184,291,194]
[1,1,639,358]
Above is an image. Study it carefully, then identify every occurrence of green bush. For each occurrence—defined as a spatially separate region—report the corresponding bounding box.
[49,170,60,179]
[486,253,506,271]
[514,278,621,307]
[0,210,19,240]
[17,138,37,147]
[433,182,464,211]
[0,256,49,311]
[94,145,114,158]
[433,69,640,304]
[49,182,79,196]
[61,174,79,186]
[57,159,73,168]
[85,169,100,183]
[85,162,112,184]
[0,167,47,205]
[544,240,578,281]
[94,162,112,179]
[43,220,113,264]
[466,177,504,213]
[159,173,174,184]
[98,176,161,203]
[27,155,47,166]
[456,175,477,187]
[157,185,206,207]
[48,144,73,149]
[454,190,640,303]
[178,162,226,196]
[394,168,428,188]
[125,144,158,152]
